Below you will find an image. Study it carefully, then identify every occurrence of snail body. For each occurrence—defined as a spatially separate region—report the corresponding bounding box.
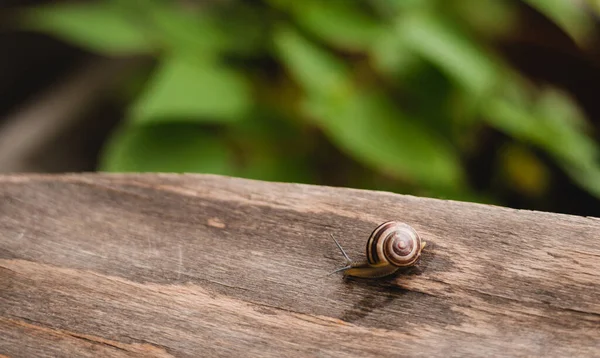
[331,221,426,278]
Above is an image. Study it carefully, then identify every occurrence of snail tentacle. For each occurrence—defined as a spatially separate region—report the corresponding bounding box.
[330,234,352,263]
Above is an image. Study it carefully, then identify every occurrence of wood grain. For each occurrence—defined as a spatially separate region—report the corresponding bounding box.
[0,173,599,357]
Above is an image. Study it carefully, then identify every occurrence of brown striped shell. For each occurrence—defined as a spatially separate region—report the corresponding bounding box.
[366,221,423,267]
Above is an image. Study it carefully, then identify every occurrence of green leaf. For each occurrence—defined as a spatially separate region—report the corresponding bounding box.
[139,1,227,58]
[485,89,593,164]
[588,0,600,16]
[273,27,349,97]
[484,87,600,198]
[304,91,465,191]
[370,28,421,77]
[371,0,434,16]
[534,90,600,197]
[398,11,500,95]
[99,123,234,174]
[274,26,465,190]
[131,55,251,123]
[290,1,382,51]
[449,0,518,38]
[19,2,154,55]
[523,0,596,47]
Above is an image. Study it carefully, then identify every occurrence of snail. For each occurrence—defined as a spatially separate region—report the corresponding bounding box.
[330,221,426,278]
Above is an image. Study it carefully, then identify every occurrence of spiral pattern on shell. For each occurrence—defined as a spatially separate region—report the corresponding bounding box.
[366,221,422,267]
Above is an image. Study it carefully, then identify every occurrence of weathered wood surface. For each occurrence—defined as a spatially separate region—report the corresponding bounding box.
[1,173,599,357]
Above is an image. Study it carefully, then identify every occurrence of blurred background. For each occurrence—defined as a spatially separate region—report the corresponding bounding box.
[0,0,599,216]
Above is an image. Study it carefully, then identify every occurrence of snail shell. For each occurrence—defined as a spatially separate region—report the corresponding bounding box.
[366,221,423,268]
[332,221,426,278]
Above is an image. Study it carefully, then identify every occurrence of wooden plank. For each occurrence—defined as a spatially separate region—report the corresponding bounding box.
[0,173,599,357]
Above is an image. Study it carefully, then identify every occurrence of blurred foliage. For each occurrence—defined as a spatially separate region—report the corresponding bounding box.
[15,0,600,206]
